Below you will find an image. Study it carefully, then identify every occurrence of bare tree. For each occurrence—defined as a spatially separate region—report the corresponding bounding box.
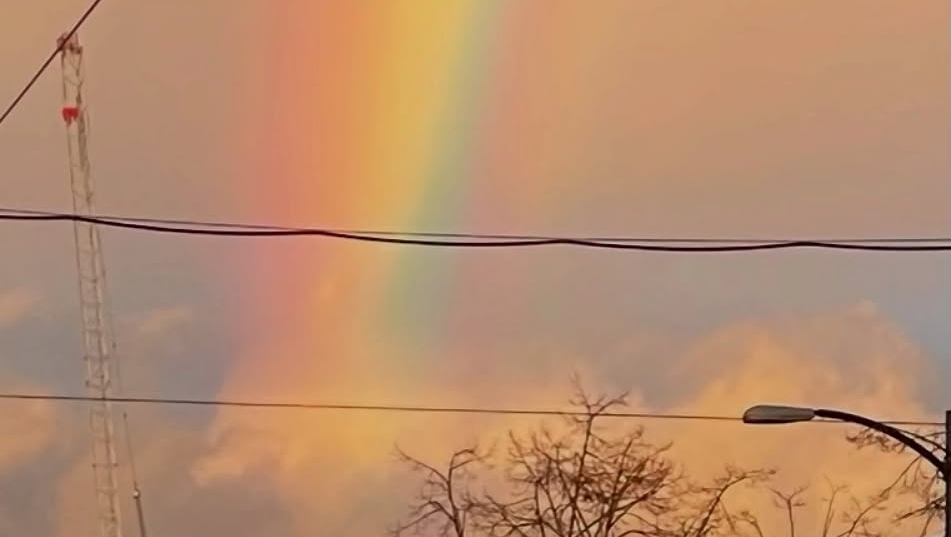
[394,381,771,537]
[474,387,681,537]
[391,445,489,537]
[727,480,896,537]
[845,428,945,537]
[393,400,945,537]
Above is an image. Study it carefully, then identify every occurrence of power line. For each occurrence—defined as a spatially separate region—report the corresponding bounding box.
[3,207,949,244]
[0,392,941,427]
[1,208,949,253]
[0,0,106,127]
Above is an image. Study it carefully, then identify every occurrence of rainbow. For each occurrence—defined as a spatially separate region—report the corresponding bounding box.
[223,0,654,407]
[229,1,534,401]
[202,2,542,507]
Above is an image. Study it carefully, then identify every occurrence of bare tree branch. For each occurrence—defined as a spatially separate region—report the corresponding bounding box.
[470,384,690,537]
[845,427,946,529]
[674,466,775,537]
[392,445,489,537]
[769,486,806,537]
[725,479,900,537]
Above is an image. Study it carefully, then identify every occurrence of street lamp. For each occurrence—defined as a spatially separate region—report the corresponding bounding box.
[742,404,950,537]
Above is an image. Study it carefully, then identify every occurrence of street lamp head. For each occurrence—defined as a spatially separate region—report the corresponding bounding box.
[742,404,817,424]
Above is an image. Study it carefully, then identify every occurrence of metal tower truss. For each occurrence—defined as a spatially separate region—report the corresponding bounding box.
[58,31,124,537]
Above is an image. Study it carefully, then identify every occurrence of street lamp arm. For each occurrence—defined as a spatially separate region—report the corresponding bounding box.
[815,409,946,477]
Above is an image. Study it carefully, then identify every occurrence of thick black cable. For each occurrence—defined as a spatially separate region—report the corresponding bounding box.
[3,207,949,244]
[0,392,941,427]
[1,210,949,252]
[0,0,105,127]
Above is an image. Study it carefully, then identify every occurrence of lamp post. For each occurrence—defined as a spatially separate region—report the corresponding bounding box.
[742,405,950,537]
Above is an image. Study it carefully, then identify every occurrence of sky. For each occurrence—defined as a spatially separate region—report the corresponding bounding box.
[0,1,949,536]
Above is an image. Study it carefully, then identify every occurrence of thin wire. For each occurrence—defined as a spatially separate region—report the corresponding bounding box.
[0,0,105,127]
[0,392,941,427]
[1,209,949,252]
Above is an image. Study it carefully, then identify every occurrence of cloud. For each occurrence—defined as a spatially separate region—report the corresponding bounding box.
[8,301,295,537]
[0,382,58,468]
[126,306,192,340]
[3,297,933,537]
[53,417,296,537]
[652,303,937,535]
[195,301,940,537]
[116,306,195,394]
[0,279,930,536]
[0,288,60,470]
[0,374,63,535]
[0,288,40,328]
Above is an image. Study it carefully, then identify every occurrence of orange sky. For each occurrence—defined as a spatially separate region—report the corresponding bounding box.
[0,1,947,536]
